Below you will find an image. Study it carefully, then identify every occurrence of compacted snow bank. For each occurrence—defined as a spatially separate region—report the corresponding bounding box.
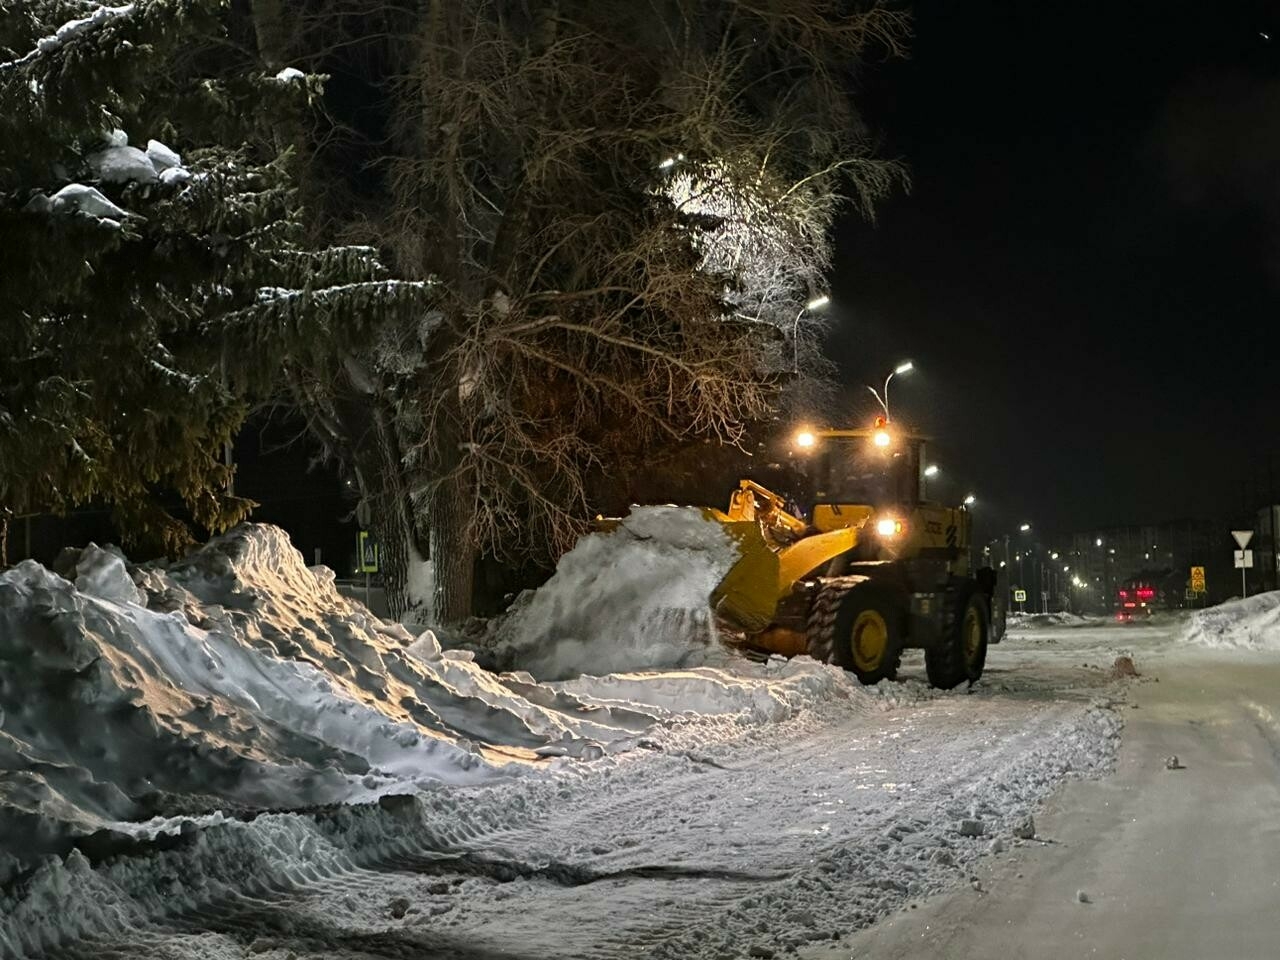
[1182,591,1280,650]
[0,523,844,892]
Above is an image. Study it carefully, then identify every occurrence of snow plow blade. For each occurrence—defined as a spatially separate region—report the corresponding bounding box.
[710,516,858,635]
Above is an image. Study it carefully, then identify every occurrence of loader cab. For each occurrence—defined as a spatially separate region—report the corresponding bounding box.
[803,420,929,512]
[793,419,972,574]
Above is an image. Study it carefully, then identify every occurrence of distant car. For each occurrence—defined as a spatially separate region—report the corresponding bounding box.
[1115,582,1158,621]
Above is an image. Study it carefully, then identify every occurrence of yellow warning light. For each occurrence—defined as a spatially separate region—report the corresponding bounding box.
[875,517,904,537]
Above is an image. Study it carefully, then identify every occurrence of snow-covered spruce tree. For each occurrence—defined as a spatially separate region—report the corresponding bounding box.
[0,1,427,560]
[257,0,909,623]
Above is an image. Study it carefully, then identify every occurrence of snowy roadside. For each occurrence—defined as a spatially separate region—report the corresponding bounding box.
[1181,590,1280,650]
[1,662,1125,959]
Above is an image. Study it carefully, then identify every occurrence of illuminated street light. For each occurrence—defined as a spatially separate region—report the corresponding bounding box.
[1020,523,1031,532]
[867,361,914,421]
[964,494,976,506]
[792,295,830,372]
[924,464,939,478]
[795,430,816,449]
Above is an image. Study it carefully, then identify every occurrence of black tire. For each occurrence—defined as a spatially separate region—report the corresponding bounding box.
[809,581,904,685]
[976,566,1007,644]
[925,589,989,689]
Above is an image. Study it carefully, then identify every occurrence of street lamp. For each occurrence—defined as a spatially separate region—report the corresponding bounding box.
[964,494,976,506]
[792,295,830,372]
[1020,523,1032,532]
[867,360,913,421]
[924,464,939,478]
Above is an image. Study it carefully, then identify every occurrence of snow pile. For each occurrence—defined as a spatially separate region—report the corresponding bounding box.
[1182,591,1280,650]
[0,523,852,887]
[488,506,740,680]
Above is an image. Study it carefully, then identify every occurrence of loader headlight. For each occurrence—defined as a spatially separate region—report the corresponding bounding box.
[875,517,904,538]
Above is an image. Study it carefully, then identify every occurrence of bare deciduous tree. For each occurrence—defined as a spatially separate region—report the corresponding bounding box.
[265,0,909,622]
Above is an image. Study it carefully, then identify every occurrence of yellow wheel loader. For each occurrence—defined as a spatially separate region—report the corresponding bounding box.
[702,418,1006,688]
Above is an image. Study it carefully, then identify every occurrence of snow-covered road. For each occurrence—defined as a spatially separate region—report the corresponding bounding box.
[820,624,1280,960]
[10,626,1132,960]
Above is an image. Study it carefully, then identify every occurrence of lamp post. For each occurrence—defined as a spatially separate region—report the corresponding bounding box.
[792,295,829,373]
[867,360,913,421]
[1010,523,1030,610]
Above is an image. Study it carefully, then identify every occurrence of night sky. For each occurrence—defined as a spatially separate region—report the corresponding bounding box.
[830,1,1280,537]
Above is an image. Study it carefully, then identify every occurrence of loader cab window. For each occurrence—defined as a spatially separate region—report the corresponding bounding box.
[811,437,924,508]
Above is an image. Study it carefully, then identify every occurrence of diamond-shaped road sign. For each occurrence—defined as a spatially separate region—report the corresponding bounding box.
[1232,529,1254,550]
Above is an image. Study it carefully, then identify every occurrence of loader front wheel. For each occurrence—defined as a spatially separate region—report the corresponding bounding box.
[824,582,904,685]
[925,591,989,689]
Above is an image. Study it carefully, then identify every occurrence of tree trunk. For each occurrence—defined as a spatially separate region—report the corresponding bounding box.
[367,405,429,622]
[0,511,8,568]
[429,467,476,625]
[371,485,415,620]
[248,0,290,70]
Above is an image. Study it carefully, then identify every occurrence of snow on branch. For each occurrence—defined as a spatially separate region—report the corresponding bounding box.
[0,3,136,71]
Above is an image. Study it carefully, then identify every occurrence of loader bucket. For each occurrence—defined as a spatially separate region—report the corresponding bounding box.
[707,518,783,634]
[708,518,860,636]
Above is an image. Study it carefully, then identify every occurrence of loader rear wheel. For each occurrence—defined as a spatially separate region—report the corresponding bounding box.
[808,579,903,685]
[925,590,989,689]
